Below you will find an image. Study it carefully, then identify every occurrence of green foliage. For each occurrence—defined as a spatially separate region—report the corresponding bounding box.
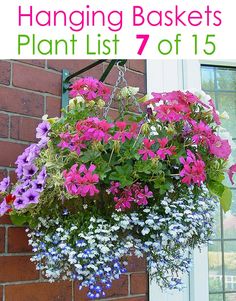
[110,164,133,187]
[220,187,232,213]
[10,212,29,226]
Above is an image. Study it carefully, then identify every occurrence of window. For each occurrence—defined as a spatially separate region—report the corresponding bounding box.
[201,65,236,301]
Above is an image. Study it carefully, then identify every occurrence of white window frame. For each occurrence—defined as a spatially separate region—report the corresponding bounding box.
[146,59,236,301]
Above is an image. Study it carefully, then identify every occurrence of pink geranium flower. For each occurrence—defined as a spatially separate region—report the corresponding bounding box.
[135,185,153,206]
[156,138,176,160]
[138,138,156,160]
[69,77,110,101]
[113,122,137,143]
[63,164,99,197]
[191,120,213,145]
[179,150,206,186]
[109,182,153,210]
[76,117,113,143]
[209,135,231,160]
[228,164,236,185]
[155,103,190,123]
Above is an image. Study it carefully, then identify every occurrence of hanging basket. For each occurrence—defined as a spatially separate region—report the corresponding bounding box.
[0,64,235,300]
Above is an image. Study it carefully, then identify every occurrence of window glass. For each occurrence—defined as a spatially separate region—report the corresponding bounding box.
[201,65,236,301]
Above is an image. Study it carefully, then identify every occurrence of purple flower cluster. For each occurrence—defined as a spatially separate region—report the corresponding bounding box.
[12,121,50,211]
[0,176,10,193]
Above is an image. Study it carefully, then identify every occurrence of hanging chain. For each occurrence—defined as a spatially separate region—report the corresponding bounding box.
[103,62,143,118]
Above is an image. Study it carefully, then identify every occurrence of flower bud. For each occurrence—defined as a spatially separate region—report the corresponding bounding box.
[141,123,150,135]
[166,124,176,135]
[86,100,95,108]
[113,140,120,153]
[97,99,106,109]
[220,111,230,120]
[120,86,139,98]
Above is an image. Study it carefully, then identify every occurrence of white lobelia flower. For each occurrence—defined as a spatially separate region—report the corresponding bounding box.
[141,227,150,235]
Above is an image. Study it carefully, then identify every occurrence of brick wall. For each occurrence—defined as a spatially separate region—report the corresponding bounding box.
[0,60,148,301]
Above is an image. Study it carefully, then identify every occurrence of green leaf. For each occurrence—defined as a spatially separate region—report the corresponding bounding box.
[109,164,133,187]
[96,163,111,180]
[80,150,100,163]
[220,187,232,213]
[208,180,225,198]
[10,212,29,226]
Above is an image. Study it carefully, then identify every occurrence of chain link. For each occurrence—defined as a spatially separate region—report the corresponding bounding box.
[103,62,143,118]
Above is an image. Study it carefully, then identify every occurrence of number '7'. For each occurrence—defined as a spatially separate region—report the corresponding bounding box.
[136,35,149,55]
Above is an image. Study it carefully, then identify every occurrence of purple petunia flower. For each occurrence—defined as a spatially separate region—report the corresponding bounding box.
[13,180,30,196]
[23,164,38,178]
[37,136,49,149]
[13,196,29,210]
[0,177,10,193]
[23,189,40,204]
[0,199,10,216]
[36,121,51,139]
[37,167,47,181]
[31,180,44,192]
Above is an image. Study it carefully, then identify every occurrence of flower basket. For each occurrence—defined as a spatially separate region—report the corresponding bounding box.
[0,67,236,300]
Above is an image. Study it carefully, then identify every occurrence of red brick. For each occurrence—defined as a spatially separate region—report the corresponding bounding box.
[105,68,146,94]
[13,63,61,96]
[130,273,148,295]
[5,281,72,301]
[46,96,61,117]
[112,297,147,301]
[73,282,88,301]
[127,256,147,273]
[0,228,5,253]
[17,60,45,68]
[0,141,27,167]
[0,286,2,301]
[0,61,11,85]
[0,256,39,282]
[104,275,128,299]
[0,113,9,138]
[10,116,39,142]
[48,60,103,78]
[0,86,44,117]
[129,60,146,73]
[9,171,17,184]
[0,169,8,180]
[8,227,32,253]
[74,275,128,301]
[0,215,12,225]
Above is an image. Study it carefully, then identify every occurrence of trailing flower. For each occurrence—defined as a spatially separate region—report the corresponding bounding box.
[0,77,235,300]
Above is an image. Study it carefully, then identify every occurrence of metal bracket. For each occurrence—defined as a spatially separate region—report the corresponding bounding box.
[61,69,70,109]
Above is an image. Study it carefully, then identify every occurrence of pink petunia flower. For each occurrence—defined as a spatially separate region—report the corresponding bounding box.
[228,164,236,185]
[209,99,221,125]
[209,135,231,160]
[138,138,156,160]
[156,138,176,160]
[179,150,206,186]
